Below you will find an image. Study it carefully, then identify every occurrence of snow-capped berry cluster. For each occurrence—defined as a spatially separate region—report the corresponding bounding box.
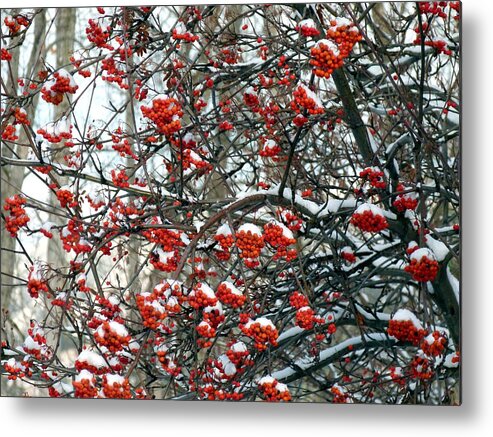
[258,376,291,402]
[172,22,199,43]
[289,291,309,309]
[216,282,246,308]
[310,39,342,79]
[214,223,234,260]
[102,374,132,399]
[420,330,447,357]
[291,85,325,115]
[295,19,320,37]
[404,248,439,282]
[340,246,356,263]
[326,18,362,59]
[56,187,77,208]
[263,221,297,261]
[26,264,48,299]
[387,309,428,345]
[188,282,218,309]
[295,306,323,330]
[331,383,350,403]
[3,194,30,237]
[93,321,131,354]
[75,349,108,375]
[13,107,29,125]
[259,139,282,159]
[240,317,278,351]
[141,96,183,137]
[235,224,265,267]
[72,370,98,398]
[36,117,72,144]
[393,184,418,212]
[85,18,112,49]
[359,167,386,189]
[350,203,388,232]
[41,70,78,105]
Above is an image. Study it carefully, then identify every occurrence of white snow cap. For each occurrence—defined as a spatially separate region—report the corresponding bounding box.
[258,375,276,385]
[216,223,233,236]
[231,341,248,353]
[75,369,94,382]
[298,18,316,29]
[410,247,436,262]
[76,349,106,368]
[245,317,276,330]
[219,281,243,296]
[97,320,128,338]
[315,39,340,56]
[425,236,449,262]
[105,373,125,385]
[237,223,262,236]
[217,354,237,376]
[354,202,385,216]
[194,282,216,299]
[391,309,424,331]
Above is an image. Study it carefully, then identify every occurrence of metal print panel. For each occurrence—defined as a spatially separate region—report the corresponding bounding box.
[0,2,461,404]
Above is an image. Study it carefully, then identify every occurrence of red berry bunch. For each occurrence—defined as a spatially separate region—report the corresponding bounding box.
[388,310,428,346]
[196,320,216,339]
[240,317,278,351]
[41,70,78,105]
[226,341,253,371]
[359,167,386,189]
[291,85,324,115]
[263,222,297,261]
[149,248,180,273]
[243,86,260,110]
[172,22,199,42]
[102,374,132,399]
[75,349,108,375]
[4,194,30,237]
[85,19,112,49]
[111,168,130,188]
[420,330,447,357]
[3,358,28,380]
[13,107,30,125]
[393,184,418,212]
[93,321,130,354]
[258,376,291,402]
[141,96,183,137]
[405,248,439,282]
[330,384,350,403]
[214,223,234,261]
[326,18,362,59]
[295,306,323,330]
[56,188,77,208]
[188,283,218,309]
[350,204,388,232]
[310,40,343,79]
[27,265,48,299]
[73,370,98,398]
[259,139,282,159]
[216,282,246,308]
[341,246,356,263]
[289,291,309,309]
[1,48,12,61]
[409,352,433,381]
[235,224,265,263]
[136,292,167,330]
[295,19,320,37]
[60,217,91,254]
[2,124,18,141]
[418,1,448,18]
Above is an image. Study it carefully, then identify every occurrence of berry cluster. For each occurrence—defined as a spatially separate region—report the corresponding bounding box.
[240,317,278,351]
[3,194,29,237]
[102,374,132,399]
[295,19,320,37]
[214,223,234,260]
[340,246,356,263]
[405,249,439,282]
[41,70,78,105]
[141,96,183,137]
[259,139,282,159]
[188,283,218,309]
[216,282,246,308]
[72,370,98,398]
[263,222,297,261]
[1,48,13,61]
[310,40,343,79]
[393,184,418,212]
[258,376,291,402]
[13,107,30,125]
[420,331,447,357]
[2,124,18,141]
[350,204,388,232]
[291,85,324,115]
[56,188,77,208]
[93,321,131,354]
[295,306,323,330]
[27,265,48,299]
[359,167,386,189]
[388,310,428,346]
[289,291,309,309]
[326,18,362,59]
[85,19,112,49]
[235,224,265,266]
